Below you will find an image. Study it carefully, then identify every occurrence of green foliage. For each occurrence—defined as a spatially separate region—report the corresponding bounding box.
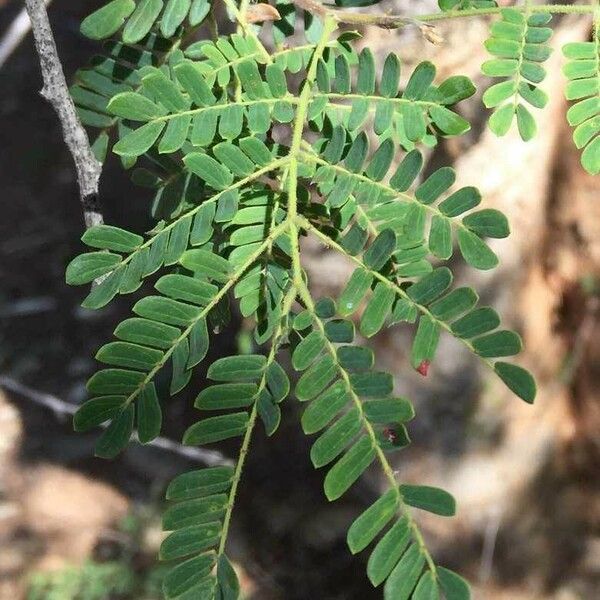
[64,0,598,597]
[81,0,212,43]
[562,32,600,175]
[482,8,553,141]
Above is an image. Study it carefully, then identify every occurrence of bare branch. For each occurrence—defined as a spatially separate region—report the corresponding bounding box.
[24,0,103,229]
[0,376,233,467]
[291,0,415,30]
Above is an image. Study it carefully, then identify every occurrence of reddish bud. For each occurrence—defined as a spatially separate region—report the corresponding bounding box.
[416,360,430,377]
[383,427,397,445]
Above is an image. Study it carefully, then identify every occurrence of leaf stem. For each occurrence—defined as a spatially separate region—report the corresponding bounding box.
[417,3,596,22]
[296,279,438,576]
[286,16,338,287]
[322,2,596,29]
[314,91,439,109]
[215,285,297,561]
[150,97,296,123]
[220,0,272,63]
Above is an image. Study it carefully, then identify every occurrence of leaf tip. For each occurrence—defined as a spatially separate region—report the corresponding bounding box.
[415,360,430,377]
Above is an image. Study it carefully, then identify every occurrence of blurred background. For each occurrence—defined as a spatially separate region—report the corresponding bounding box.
[1,0,599,598]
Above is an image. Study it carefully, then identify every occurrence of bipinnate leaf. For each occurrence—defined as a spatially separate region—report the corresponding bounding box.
[65,12,549,598]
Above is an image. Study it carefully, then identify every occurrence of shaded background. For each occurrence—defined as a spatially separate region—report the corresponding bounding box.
[1,1,599,598]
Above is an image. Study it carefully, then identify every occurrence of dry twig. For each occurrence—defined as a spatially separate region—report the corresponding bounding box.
[24,0,103,228]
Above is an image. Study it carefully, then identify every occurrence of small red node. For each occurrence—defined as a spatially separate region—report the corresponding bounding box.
[416,360,430,377]
[383,427,397,445]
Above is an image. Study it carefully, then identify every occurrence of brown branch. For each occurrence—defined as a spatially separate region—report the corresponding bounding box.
[24,0,103,229]
[291,0,415,29]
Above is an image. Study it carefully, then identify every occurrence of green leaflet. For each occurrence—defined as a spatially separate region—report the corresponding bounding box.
[82,225,143,252]
[66,252,122,285]
[161,0,192,38]
[108,92,165,121]
[363,398,414,424]
[195,383,258,410]
[339,269,373,316]
[185,153,234,190]
[367,517,411,586]
[96,341,164,370]
[114,121,166,156]
[73,396,125,432]
[360,283,395,337]
[95,404,134,459]
[114,318,180,349]
[160,521,222,559]
[296,355,338,401]
[162,552,216,599]
[472,329,522,358]
[137,383,162,443]
[384,543,426,600]
[207,355,266,381]
[310,408,362,467]
[451,307,501,338]
[80,0,136,40]
[363,229,396,270]
[301,381,350,434]
[183,412,250,445]
[429,287,478,321]
[134,296,202,326]
[217,555,241,599]
[180,249,231,281]
[266,361,290,402]
[257,388,281,436]
[123,0,165,44]
[495,361,536,403]
[337,346,374,371]
[411,315,440,369]
[399,484,457,516]
[407,267,453,305]
[324,435,376,500]
[457,228,499,270]
[162,495,227,530]
[438,566,471,599]
[413,571,439,599]
[292,330,326,370]
[166,467,234,501]
[156,275,217,306]
[347,489,399,553]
